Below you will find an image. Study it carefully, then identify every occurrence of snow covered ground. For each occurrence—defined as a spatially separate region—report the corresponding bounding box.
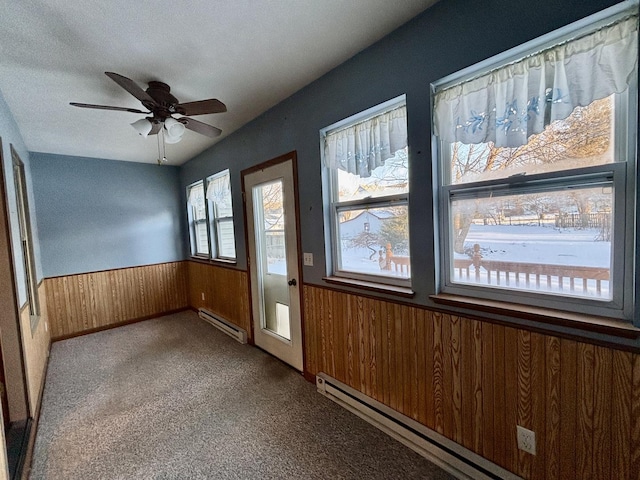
[458,224,611,298]
[463,224,610,268]
[336,224,611,298]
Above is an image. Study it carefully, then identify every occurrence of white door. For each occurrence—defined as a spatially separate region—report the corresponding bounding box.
[244,158,303,371]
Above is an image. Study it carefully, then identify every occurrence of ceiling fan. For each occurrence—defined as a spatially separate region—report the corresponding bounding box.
[70,72,226,147]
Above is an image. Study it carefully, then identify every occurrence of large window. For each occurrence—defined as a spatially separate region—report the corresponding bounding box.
[187,180,209,257]
[322,96,411,286]
[432,5,638,320]
[206,169,236,260]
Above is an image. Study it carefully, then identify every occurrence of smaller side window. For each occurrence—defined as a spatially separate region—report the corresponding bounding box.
[206,169,236,260]
[187,181,209,257]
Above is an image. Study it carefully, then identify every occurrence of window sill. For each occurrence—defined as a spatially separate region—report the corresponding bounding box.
[430,293,640,339]
[189,256,238,268]
[323,276,415,298]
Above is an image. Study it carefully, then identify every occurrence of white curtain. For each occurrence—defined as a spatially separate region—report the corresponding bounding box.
[206,171,231,208]
[323,105,407,177]
[433,15,638,147]
[187,183,204,207]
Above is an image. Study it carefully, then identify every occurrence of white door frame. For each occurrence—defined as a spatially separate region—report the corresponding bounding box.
[243,153,304,371]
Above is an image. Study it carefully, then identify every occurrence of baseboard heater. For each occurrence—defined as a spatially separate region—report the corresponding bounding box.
[316,373,521,480]
[198,308,247,344]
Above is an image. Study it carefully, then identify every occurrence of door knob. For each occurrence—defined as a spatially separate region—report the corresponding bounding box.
[288,278,297,286]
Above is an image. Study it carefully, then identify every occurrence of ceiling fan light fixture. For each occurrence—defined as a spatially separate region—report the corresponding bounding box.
[131,118,153,137]
[164,117,186,139]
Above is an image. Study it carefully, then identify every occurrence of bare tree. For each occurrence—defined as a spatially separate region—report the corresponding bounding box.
[348,231,380,260]
[449,97,613,252]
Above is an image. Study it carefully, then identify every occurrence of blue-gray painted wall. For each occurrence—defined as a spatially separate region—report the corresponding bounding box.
[0,87,43,307]
[181,0,639,344]
[181,0,624,287]
[30,153,185,277]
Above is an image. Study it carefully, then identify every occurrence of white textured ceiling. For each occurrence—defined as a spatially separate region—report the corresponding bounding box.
[0,0,437,165]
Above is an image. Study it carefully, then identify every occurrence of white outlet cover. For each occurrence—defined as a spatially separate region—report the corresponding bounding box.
[516,425,536,455]
[303,253,313,266]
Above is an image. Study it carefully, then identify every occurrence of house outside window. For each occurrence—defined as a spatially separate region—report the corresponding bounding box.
[321,95,411,287]
[187,180,209,257]
[206,169,236,260]
[432,4,638,321]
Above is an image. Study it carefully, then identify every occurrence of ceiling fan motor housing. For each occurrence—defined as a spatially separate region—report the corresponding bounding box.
[144,81,179,119]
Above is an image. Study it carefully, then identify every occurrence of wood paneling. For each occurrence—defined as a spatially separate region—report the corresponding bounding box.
[187,261,251,338]
[303,285,640,480]
[45,262,188,339]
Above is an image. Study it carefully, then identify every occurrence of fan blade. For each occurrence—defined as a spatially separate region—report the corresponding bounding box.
[180,117,222,138]
[105,72,157,105]
[176,99,227,116]
[70,102,149,114]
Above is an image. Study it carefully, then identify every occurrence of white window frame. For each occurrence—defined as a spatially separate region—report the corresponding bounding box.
[206,169,236,261]
[186,180,210,258]
[321,95,411,287]
[12,146,40,331]
[431,2,638,322]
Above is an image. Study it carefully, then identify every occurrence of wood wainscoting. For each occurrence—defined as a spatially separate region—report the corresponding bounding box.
[187,261,251,340]
[303,284,640,480]
[44,262,189,340]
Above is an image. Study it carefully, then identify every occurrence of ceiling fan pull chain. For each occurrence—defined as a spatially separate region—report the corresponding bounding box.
[157,128,163,165]
[161,127,167,164]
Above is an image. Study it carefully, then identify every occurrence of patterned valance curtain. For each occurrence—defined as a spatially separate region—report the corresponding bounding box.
[206,171,231,208]
[323,105,407,178]
[433,14,638,148]
[187,183,205,207]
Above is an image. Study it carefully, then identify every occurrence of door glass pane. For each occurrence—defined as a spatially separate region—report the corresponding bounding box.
[253,180,291,340]
[275,303,290,338]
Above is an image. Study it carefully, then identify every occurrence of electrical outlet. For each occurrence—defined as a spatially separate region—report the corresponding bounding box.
[201,292,205,301]
[303,253,314,266]
[516,425,536,455]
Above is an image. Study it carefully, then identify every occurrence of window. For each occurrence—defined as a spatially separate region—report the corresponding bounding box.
[187,171,237,261]
[12,146,40,330]
[321,96,411,286]
[187,180,209,257]
[206,169,236,260]
[432,5,638,320]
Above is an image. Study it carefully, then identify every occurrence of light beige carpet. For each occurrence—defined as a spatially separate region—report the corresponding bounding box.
[30,311,455,479]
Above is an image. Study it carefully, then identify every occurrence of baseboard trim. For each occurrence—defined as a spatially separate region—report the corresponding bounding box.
[51,307,190,342]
